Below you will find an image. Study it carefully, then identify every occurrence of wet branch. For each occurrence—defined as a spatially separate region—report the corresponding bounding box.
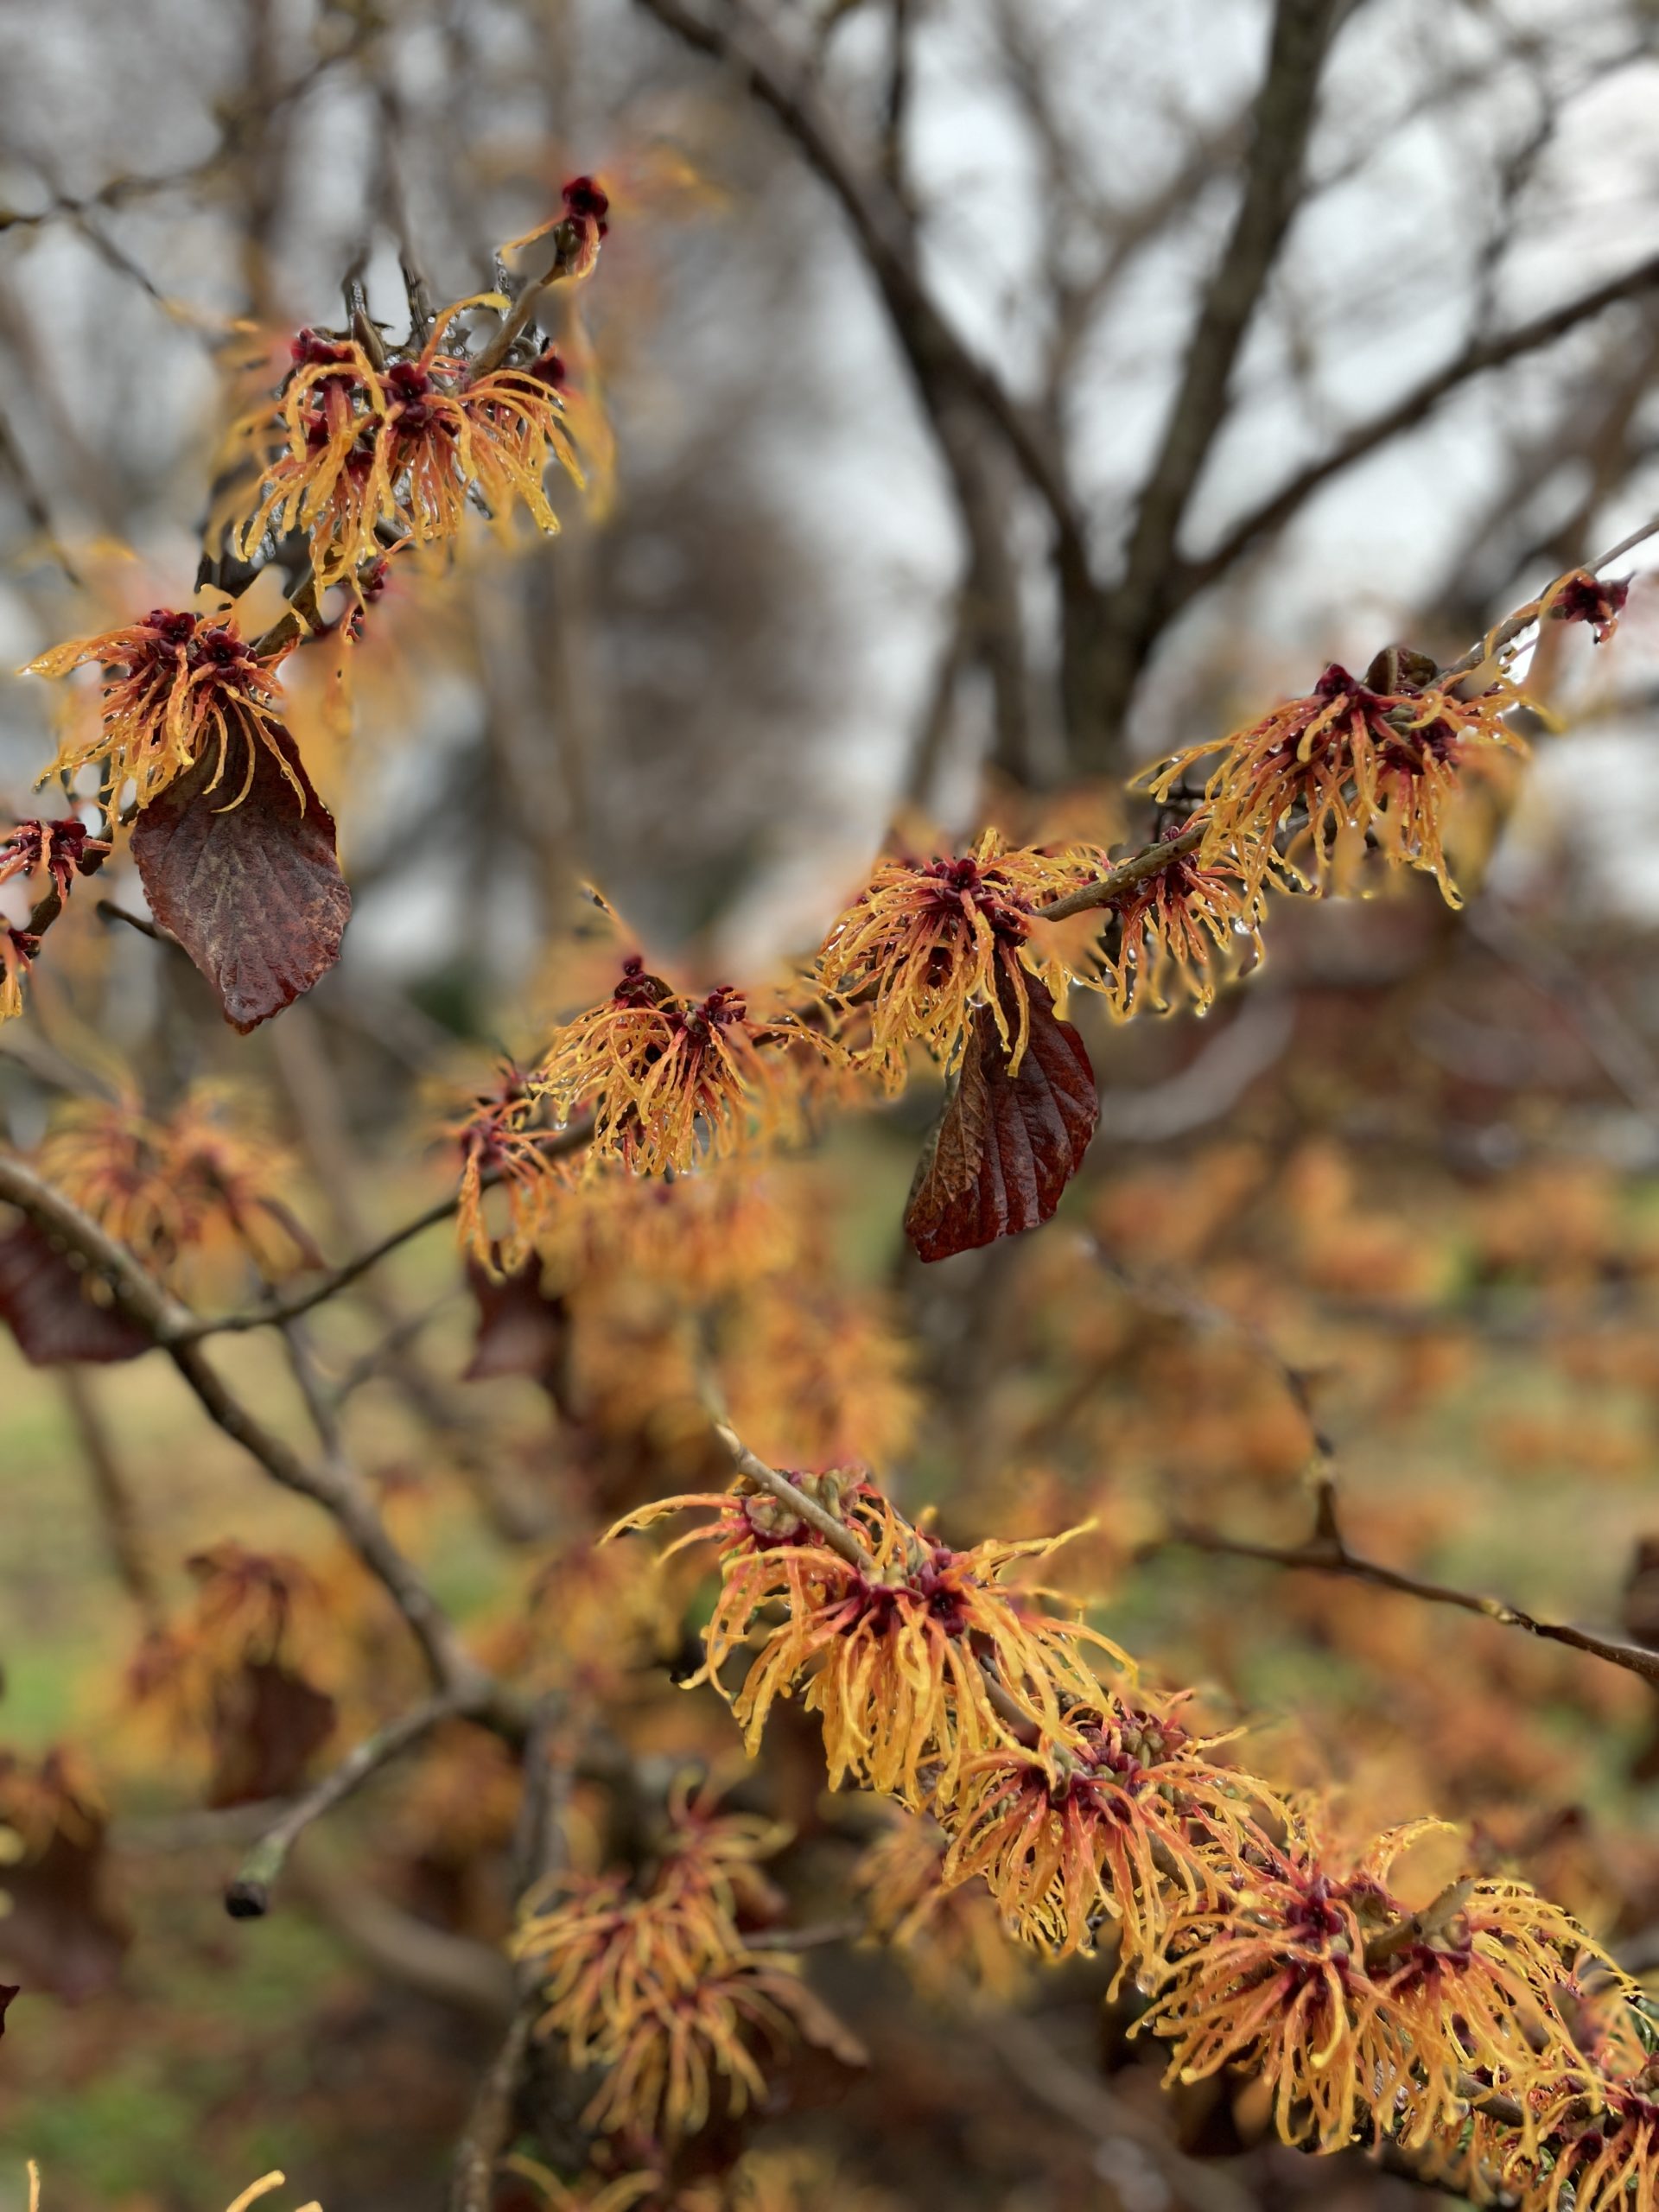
[1032,823,1205,922]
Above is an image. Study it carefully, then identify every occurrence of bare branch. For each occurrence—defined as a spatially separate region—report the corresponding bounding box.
[1070,0,1344,758]
[1434,510,1659,682]
[742,1918,864,1952]
[1179,252,1659,601]
[1149,1520,1659,1694]
[174,1117,593,1342]
[715,1419,879,1573]
[289,1850,516,2024]
[96,898,182,949]
[633,0,1086,569]
[226,1694,470,1917]
[0,1151,485,1698]
[452,1695,569,2212]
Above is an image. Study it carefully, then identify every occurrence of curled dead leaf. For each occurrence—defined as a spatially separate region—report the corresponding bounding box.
[904,976,1097,1262]
[131,728,350,1033]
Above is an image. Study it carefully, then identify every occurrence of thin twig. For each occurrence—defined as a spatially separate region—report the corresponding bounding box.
[329,1296,453,1405]
[291,1850,515,2022]
[714,1420,877,1573]
[1182,276,1659,598]
[59,1367,163,1623]
[451,2012,535,2212]
[174,1117,593,1342]
[1033,514,1659,927]
[0,1151,485,1698]
[226,1693,469,1917]
[742,1918,864,1952]
[633,0,1084,566]
[1149,1520,1659,1692]
[96,899,182,950]
[1084,0,1344,738]
[1435,512,1659,683]
[1032,823,1205,922]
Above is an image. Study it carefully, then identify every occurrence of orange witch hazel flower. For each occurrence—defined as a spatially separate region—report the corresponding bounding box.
[37,1084,320,1285]
[943,1689,1275,1981]
[1138,1819,1600,2154]
[24,606,296,810]
[853,1809,1029,2003]
[127,1540,334,1747]
[610,1473,1125,1808]
[1085,817,1272,1018]
[500,174,613,286]
[1486,2029,1659,2212]
[537,957,840,1176]
[1543,565,1631,645]
[718,1279,919,1473]
[513,1777,861,2139]
[542,1161,804,1300]
[0,1744,106,1857]
[0,817,111,903]
[1140,646,1528,904]
[0,815,111,1028]
[229,311,583,588]
[226,178,609,591]
[439,1058,569,1268]
[815,829,1097,1085]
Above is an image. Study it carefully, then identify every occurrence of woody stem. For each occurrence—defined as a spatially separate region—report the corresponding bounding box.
[713,1421,878,1573]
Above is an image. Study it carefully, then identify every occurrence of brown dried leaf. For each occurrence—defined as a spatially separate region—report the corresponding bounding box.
[462,1255,570,1389]
[0,1220,149,1365]
[206,1659,338,1808]
[0,1828,130,2005]
[904,976,1097,1262]
[131,728,350,1033]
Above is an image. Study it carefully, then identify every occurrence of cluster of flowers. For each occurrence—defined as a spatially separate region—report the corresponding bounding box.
[445,578,1632,1207]
[575,1463,1659,2203]
[441,1116,918,1492]
[18,176,610,858]
[126,1542,334,1756]
[227,304,580,593]
[226,173,606,593]
[513,1778,863,2141]
[850,1807,1032,2006]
